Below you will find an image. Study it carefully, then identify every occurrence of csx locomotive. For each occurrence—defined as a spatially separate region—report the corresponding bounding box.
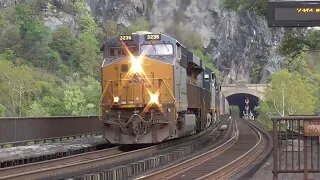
[100,31,220,144]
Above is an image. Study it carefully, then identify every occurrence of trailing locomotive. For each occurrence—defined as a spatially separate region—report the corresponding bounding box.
[100,31,220,144]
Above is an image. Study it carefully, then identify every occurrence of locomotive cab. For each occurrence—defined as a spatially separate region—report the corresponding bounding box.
[100,32,219,144]
[100,32,177,144]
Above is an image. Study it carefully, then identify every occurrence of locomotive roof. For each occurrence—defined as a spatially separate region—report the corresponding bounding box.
[101,32,215,72]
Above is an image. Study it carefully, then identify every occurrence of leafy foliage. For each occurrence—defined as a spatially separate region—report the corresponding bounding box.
[257,70,318,129]
[101,20,120,40]
[278,30,306,58]
[49,26,75,63]
[250,62,263,84]
[71,32,101,78]
[0,12,8,28]
[223,0,268,16]
[223,0,240,11]
[0,104,6,117]
[0,60,56,117]
[275,28,320,117]
[27,101,49,117]
[0,3,103,117]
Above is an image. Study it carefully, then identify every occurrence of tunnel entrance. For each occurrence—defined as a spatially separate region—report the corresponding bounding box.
[226,93,259,118]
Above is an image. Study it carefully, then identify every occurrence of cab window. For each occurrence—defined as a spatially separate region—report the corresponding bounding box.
[109,46,138,56]
[141,44,173,55]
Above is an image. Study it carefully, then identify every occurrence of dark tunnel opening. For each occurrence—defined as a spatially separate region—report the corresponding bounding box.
[226,93,259,118]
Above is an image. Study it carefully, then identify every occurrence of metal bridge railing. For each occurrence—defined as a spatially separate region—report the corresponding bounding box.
[272,116,320,180]
[0,116,103,145]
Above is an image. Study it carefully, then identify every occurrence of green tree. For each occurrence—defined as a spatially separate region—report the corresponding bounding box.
[82,77,101,113]
[258,70,317,128]
[72,0,87,14]
[71,32,101,77]
[43,48,63,74]
[102,20,121,40]
[27,101,49,117]
[0,12,8,28]
[281,52,310,76]
[0,59,57,116]
[40,95,68,116]
[250,62,263,84]
[13,4,51,67]
[63,85,96,115]
[0,26,21,55]
[0,104,6,117]
[15,4,50,45]
[306,29,320,51]
[79,14,99,33]
[0,60,36,116]
[49,26,75,63]
[278,30,307,58]
[63,86,86,115]
[223,0,240,11]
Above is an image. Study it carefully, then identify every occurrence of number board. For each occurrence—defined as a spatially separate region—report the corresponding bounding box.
[304,120,320,136]
[268,1,320,27]
[145,34,161,41]
[119,35,133,41]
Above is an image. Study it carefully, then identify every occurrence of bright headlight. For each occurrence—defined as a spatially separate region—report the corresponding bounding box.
[131,58,143,74]
[150,93,159,104]
[113,96,120,103]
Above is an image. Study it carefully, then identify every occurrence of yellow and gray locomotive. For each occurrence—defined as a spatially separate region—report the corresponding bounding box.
[100,31,219,144]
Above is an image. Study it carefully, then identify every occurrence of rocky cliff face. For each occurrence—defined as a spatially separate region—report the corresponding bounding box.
[89,0,283,84]
[1,0,283,84]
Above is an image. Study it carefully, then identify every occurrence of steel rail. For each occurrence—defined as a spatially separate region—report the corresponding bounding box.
[135,118,238,180]
[0,132,102,148]
[136,118,269,180]
[0,145,154,180]
[197,119,267,180]
[0,146,121,179]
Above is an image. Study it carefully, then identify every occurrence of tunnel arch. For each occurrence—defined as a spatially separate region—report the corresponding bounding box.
[222,88,262,100]
[225,93,260,118]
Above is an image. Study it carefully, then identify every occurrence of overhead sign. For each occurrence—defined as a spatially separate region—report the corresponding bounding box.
[304,120,320,136]
[268,1,320,27]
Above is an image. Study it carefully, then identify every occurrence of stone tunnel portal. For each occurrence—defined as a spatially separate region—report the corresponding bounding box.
[226,93,259,118]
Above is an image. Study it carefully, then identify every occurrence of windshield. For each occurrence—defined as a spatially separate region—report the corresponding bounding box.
[109,46,138,56]
[141,44,173,55]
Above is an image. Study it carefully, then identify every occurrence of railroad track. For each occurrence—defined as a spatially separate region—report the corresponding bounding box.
[0,146,122,179]
[136,118,271,180]
[79,118,232,180]
[0,134,108,168]
[0,118,228,180]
